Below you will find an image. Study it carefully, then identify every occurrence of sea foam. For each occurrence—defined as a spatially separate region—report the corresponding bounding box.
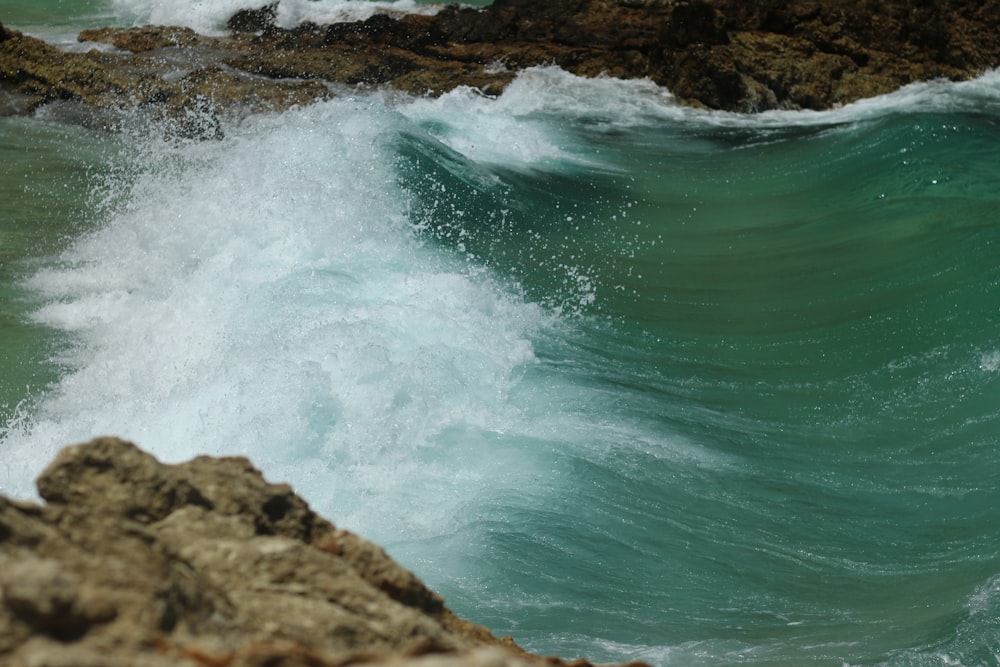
[110,0,443,35]
[0,97,550,546]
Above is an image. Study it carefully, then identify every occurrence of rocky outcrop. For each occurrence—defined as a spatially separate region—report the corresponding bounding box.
[0,437,636,667]
[0,22,329,131]
[655,0,1000,110]
[3,0,1000,121]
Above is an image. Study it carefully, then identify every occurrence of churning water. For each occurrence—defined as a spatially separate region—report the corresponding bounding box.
[4,3,1000,665]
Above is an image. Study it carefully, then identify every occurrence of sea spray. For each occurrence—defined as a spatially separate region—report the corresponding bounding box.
[3,60,1000,666]
[0,98,554,544]
[110,0,447,35]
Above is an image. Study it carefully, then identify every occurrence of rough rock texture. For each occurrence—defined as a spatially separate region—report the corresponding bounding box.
[1,437,636,667]
[655,0,1000,110]
[0,22,329,132]
[3,0,1000,122]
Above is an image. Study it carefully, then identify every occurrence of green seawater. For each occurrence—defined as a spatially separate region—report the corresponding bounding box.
[3,2,1000,666]
[391,99,1000,665]
[0,117,117,420]
[0,0,111,34]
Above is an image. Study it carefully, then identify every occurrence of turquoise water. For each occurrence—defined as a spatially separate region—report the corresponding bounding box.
[0,116,118,422]
[0,0,112,40]
[4,3,1000,666]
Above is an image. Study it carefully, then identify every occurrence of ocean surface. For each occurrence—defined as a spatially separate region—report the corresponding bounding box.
[4,1,1000,665]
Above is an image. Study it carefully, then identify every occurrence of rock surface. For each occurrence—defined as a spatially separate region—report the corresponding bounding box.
[3,0,1000,121]
[0,0,1000,120]
[0,437,638,667]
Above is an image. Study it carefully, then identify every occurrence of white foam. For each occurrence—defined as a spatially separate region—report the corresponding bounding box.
[0,98,547,543]
[394,65,1000,175]
[979,350,1000,372]
[397,84,599,170]
[110,0,441,35]
[397,67,676,169]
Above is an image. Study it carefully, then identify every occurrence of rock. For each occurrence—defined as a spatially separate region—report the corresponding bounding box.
[78,25,203,52]
[661,1,729,49]
[3,0,1000,119]
[0,27,131,114]
[2,438,644,667]
[227,3,278,33]
[0,25,331,129]
[1,559,117,640]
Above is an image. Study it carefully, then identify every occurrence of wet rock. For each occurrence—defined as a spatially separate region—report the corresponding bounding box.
[660,0,729,49]
[78,25,204,52]
[0,27,132,113]
[0,26,330,126]
[3,0,1000,118]
[215,0,1000,110]
[227,3,279,33]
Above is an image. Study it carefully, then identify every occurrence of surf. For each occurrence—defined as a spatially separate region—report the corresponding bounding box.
[3,14,1000,658]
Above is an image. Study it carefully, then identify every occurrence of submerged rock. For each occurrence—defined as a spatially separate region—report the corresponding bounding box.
[2,0,1000,119]
[0,437,639,667]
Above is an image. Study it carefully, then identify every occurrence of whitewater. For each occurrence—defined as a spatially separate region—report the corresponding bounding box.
[4,1,1000,665]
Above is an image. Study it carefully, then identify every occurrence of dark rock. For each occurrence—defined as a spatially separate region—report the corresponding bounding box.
[227,3,278,33]
[662,1,729,48]
[3,0,1000,117]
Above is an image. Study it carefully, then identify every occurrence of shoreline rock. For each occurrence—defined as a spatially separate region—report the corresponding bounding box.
[0,437,643,667]
[2,0,1000,125]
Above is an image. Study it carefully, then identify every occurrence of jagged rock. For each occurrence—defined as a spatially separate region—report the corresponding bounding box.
[3,0,1000,120]
[0,25,330,129]
[0,27,134,113]
[227,3,279,34]
[1,437,640,667]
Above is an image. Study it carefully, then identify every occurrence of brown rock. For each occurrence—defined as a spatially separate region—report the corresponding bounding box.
[0,26,331,131]
[222,0,1000,110]
[0,28,130,112]
[3,0,1000,120]
[78,25,204,52]
[2,438,640,667]
[662,0,1000,110]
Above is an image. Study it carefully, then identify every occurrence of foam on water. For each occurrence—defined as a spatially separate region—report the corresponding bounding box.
[0,77,741,653]
[398,67,681,164]
[470,66,1000,130]
[110,0,443,35]
[0,97,558,544]
[6,62,1000,666]
[858,574,1000,667]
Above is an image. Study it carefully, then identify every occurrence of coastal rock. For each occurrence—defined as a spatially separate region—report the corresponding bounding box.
[0,26,135,114]
[227,4,279,34]
[2,0,1000,118]
[0,24,329,127]
[77,25,205,53]
[1,437,637,667]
